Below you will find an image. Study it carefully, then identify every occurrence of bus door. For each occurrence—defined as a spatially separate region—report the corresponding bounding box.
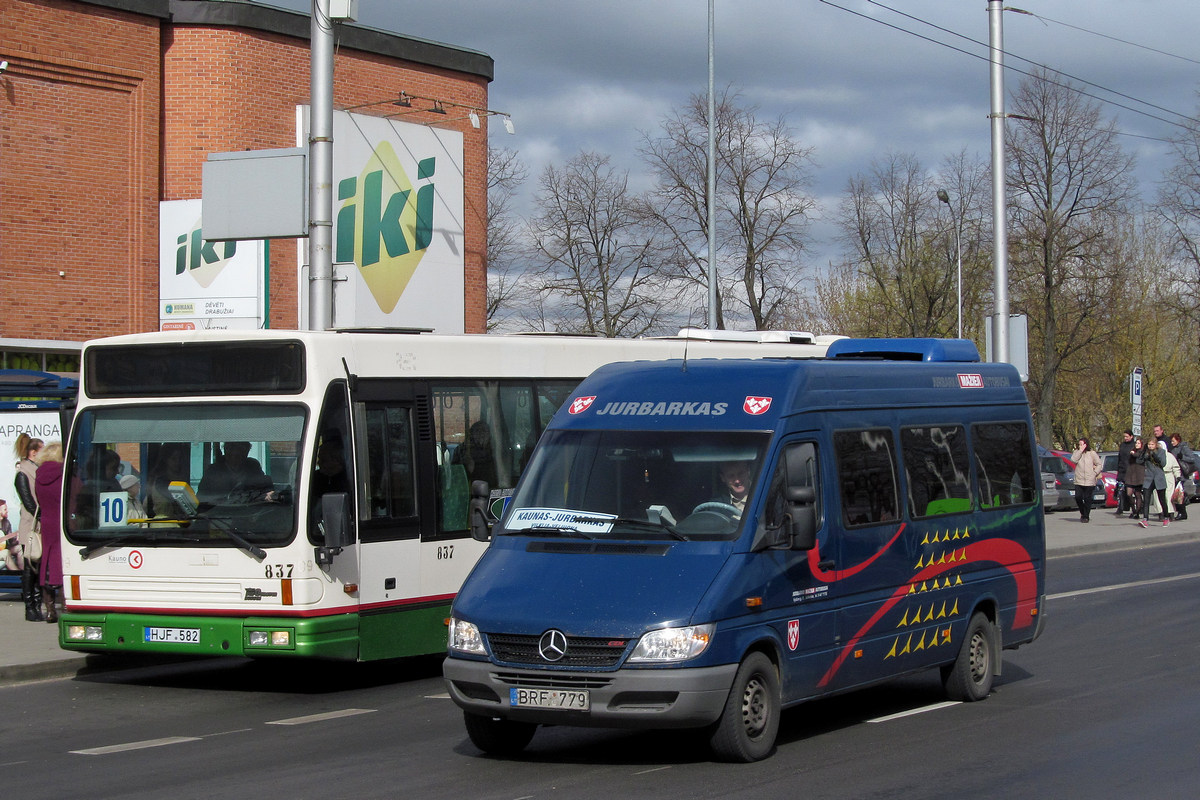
[348,379,434,657]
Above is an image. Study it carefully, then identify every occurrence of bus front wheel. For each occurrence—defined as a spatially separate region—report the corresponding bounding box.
[942,611,996,702]
[463,712,537,756]
[708,651,780,762]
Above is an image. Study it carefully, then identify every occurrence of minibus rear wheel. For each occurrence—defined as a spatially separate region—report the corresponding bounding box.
[463,712,537,756]
[942,611,996,702]
[708,651,781,762]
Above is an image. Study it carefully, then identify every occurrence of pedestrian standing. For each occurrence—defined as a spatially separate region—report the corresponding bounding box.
[1169,433,1195,521]
[1115,430,1135,515]
[13,433,45,621]
[1138,437,1171,528]
[1071,437,1103,524]
[33,441,65,623]
[1125,438,1145,519]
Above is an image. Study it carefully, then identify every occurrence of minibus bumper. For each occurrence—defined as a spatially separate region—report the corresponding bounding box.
[443,657,739,729]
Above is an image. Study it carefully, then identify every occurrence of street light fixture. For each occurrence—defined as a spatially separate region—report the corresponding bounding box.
[937,189,963,339]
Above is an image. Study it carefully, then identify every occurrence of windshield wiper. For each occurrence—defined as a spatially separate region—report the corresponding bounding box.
[611,517,688,541]
[189,514,268,560]
[503,526,596,540]
[79,531,156,559]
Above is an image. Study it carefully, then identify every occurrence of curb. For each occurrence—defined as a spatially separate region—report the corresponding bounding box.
[1047,527,1200,558]
[0,656,93,686]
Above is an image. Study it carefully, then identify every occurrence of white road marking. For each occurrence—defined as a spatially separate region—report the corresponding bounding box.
[72,736,201,755]
[266,708,377,726]
[1047,571,1200,601]
[634,766,673,775]
[425,692,451,699]
[867,700,960,724]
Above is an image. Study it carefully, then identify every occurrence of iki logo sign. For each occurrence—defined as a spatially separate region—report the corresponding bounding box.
[336,141,437,315]
[177,218,237,288]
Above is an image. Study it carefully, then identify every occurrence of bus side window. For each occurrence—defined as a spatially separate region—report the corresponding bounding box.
[901,425,971,518]
[833,429,898,526]
[972,421,1037,508]
[309,382,353,545]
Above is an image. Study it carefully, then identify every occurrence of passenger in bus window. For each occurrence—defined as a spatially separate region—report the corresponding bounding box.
[198,441,271,504]
[147,445,188,519]
[312,440,349,496]
[119,474,147,525]
[453,420,498,489]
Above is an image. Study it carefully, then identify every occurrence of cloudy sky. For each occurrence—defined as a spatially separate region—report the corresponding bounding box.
[272,0,1200,267]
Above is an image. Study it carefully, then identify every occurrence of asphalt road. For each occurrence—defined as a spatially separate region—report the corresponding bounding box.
[2,538,1199,799]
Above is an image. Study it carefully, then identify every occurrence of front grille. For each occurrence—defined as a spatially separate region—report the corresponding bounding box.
[487,632,630,667]
[494,672,613,689]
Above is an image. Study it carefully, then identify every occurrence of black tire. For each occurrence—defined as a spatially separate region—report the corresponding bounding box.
[942,611,997,702]
[462,712,536,756]
[708,652,781,762]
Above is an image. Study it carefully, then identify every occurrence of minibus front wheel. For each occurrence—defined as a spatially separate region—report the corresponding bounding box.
[463,712,537,756]
[942,611,997,702]
[708,651,781,762]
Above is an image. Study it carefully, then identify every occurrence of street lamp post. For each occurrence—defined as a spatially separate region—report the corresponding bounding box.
[937,189,962,339]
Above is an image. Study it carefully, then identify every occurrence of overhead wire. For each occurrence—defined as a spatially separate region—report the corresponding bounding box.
[815,0,1198,140]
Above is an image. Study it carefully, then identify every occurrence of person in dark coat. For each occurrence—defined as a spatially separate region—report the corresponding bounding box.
[34,442,65,623]
[1115,430,1135,515]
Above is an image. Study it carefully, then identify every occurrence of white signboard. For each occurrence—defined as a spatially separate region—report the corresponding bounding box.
[159,199,266,331]
[298,108,465,332]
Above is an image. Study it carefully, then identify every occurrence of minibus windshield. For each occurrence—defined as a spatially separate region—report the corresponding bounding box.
[500,429,770,540]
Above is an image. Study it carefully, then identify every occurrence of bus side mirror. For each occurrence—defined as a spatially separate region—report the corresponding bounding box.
[786,486,817,551]
[315,492,351,565]
[469,480,492,542]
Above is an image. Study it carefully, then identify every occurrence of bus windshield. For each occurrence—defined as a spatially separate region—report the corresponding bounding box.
[66,403,305,551]
[500,429,770,540]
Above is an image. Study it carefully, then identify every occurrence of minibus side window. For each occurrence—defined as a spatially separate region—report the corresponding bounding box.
[833,429,899,527]
[901,425,971,518]
[972,421,1037,508]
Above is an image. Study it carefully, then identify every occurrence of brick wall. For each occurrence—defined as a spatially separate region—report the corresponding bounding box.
[1,1,489,341]
[0,0,161,341]
[163,27,490,332]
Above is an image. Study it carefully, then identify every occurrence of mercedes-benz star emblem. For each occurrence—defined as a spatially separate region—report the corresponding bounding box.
[538,629,568,662]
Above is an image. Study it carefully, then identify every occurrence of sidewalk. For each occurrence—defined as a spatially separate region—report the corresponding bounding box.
[0,507,1197,686]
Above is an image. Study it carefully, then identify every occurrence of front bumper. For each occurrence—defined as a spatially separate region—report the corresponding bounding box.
[443,657,738,729]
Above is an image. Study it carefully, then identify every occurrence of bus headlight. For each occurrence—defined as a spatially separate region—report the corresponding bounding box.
[248,630,291,647]
[67,625,104,642]
[628,624,714,663]
[448,617,486,655]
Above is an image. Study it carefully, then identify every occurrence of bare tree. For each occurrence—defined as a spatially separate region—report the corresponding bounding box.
[836,152,956,337]
[638,88,816,329]
[1156,96,1200,350]
[485,145,528,330]
[525,152,673,337]
[1005,68,1137,445]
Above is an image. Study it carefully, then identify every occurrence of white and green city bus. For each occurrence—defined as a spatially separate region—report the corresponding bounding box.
[59,328,841,661]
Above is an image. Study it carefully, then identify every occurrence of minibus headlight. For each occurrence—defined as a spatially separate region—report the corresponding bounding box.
[628,624,714,663]
[448,617,486,655]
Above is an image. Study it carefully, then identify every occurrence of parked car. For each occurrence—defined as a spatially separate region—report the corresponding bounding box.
[1041,470,1060,512]
[1096,451,1119,508]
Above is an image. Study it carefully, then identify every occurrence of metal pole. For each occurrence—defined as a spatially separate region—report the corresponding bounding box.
[706,0,718,330]
[956,217,963,339]
[308,0,334,331]
[988,0,1009,362]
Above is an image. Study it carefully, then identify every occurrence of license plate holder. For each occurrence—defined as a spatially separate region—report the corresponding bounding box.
[509,687,590,711]
[144,627,201,644]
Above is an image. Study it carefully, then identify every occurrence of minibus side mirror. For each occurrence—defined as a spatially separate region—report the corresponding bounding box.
[786,486,817,551]
[469,480,492,542]
[315,492,351,565]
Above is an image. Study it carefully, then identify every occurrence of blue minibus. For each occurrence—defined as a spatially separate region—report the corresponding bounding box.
[444,338,1046,761]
